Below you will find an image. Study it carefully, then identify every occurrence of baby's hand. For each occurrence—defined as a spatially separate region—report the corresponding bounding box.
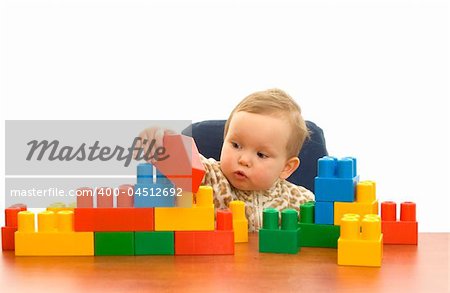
[134,127,176,163]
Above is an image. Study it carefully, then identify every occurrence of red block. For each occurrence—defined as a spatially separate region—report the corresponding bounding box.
[381,201,418,245]
[154,134,205,193]
[74,208,95,231]
[174,209,234,255]
[74,208,154,232]
[175,230,234,255]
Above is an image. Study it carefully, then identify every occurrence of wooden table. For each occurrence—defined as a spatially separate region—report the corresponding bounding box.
[1,233,448,292]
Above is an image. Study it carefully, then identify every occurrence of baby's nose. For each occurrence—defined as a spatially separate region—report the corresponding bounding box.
[238,154,251,167]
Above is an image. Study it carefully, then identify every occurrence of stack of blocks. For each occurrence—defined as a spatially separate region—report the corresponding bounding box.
[337,213,383,267]
[314,156,379,226]
[5,134,249,256]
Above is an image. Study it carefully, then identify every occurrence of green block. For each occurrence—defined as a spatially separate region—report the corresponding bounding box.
[259,228,300,254]
[298,223,340,248]
[95,232,134,256]
[135,231,174,255]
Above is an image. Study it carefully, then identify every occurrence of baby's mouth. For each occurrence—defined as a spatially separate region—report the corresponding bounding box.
[234,170,247,179]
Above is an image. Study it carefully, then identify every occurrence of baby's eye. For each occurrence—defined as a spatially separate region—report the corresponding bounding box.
[257,152,268,159]
[231,142,240,149]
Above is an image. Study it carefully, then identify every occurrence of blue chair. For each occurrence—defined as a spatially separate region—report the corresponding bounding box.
[182,120,328,192]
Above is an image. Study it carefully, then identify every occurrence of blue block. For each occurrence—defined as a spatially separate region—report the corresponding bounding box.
[314,175,359,202]
[314,201,334,225]
[134,183,176,207]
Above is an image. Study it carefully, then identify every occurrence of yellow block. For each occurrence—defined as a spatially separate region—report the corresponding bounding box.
[15,231,94,256]
[229,201,248,243]
[154,205,214,231]
[155,185,214,231]
[334,200,378,225]
[337,214,383,267]
[15,210,94,256]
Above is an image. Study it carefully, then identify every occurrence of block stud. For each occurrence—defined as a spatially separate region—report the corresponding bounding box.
[38,211,56,232]
[137,163,154,184]
[18,211,35,233]
[317,156,337,177]
[381,201,397,221]
[300,201,315,224]
[196,186,213,207]
[117,184,134,208]
[356,181,376,203]
[216,209,233,230]
[57,211,74,232]
[337,158,354,178]
[340,214,360,240]
[361,214,381,240]
[76,187,94,208]
[5,207,22,227]
[263,208,279,230]
[281,209,298,231]
[400,202,416,221]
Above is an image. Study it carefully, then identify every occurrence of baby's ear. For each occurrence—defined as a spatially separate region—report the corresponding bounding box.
[280,157,300,180]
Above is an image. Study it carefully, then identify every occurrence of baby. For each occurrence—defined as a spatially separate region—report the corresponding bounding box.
[139,88,315,231]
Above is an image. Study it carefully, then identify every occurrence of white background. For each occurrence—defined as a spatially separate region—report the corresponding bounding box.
[1,0,449,231]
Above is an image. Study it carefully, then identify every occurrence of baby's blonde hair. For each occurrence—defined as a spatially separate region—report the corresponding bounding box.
[224,88,310,158]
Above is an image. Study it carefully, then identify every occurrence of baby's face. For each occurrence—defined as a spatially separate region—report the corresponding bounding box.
[220,111,292,191]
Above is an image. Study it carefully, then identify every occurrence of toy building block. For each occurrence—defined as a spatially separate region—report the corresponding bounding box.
[96,187,114,208]
[314,201,334,225]
[259,208,300,254]
[337,214,383,267]
[2,204,27,251]
[15,210,94,256]
[298,202,340,248]
[175,209,234,255]
[74,207,154,232]
[94,232,134,256]
[381,201,418,245]
[135,231,175,255]
[117,184,134,208]
[134,163,176,207]
[153,134,205,193]
[229,200,248,243]
[334,181,379,225]
[154,186,214,231]
[76,187,94,208]
[315,156,359,202]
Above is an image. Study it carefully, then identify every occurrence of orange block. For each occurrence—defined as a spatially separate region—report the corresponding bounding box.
[175,209,234,255]
[74,208,154,232]
[381,201,418,245]
[154,134,205,193]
